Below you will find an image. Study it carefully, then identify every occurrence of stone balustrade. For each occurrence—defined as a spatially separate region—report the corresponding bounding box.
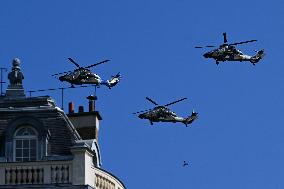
[0,160,72,185]
[5,166,44,185]
[0,160,125,189]
[50,164,70,184]
[95,167,125,189]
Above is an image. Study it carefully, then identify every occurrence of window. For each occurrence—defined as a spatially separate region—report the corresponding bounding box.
[14,127,38,162]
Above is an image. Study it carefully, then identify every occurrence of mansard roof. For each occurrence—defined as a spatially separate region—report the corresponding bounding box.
[0,95,81,156]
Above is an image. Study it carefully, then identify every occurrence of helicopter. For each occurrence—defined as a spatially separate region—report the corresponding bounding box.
[133,97,198,127]
[195,33,265,65]
[52,58,121,89]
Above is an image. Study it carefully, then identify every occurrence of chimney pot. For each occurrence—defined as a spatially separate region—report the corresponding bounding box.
[89,101,95,112]
[87,95,97,112]
[69,102,74,114]
[87,95,97,101]
[78,106,84,113]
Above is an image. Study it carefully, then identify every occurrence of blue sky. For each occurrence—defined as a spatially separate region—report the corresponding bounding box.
[1,0,284,188]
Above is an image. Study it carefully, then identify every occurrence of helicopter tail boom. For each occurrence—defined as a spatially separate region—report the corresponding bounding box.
[101,72,121,89]
[182,111,198,127]
[250,49,265,64]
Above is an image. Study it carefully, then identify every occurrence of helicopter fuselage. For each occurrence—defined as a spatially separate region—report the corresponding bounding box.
[138,106,198,126]
[134,97,198,126]
[196,33,265,65]
[54,58,121,88]
[59,69,102,85]
[138,107,178,121]
[202,45,265,65]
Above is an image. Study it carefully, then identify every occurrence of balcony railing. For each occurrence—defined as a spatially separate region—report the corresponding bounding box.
[0,160,71,185]
[95,168,125,189]
[0,160,125,189]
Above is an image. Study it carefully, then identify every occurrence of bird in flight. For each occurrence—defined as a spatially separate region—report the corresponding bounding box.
[183,161,189,167]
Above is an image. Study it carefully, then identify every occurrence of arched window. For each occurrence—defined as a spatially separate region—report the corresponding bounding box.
[13,126,38,162]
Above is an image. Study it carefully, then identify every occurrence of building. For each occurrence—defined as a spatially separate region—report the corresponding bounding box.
[0,59,125,189]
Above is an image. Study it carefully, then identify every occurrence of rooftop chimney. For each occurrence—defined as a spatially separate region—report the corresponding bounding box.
[78,106,84,113]
[67,96,102,140]
[69,102,74,114]
[87,95,97,112]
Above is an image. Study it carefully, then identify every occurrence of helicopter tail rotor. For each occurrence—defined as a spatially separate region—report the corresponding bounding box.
[101,72,121,89]
[191,109,198,117]
[183,110,198,127]
[250,49,265,64]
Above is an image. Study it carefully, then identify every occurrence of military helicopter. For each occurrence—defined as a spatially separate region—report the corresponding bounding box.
[52,58,121,88]
[133,97,198,127]
[195,33,265,65]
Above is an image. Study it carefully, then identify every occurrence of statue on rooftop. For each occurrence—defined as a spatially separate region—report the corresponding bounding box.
[5,58,26,98]
[8,58,24,86]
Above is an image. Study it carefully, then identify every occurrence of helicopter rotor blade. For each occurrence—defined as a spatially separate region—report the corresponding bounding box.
[229,40,257,46]
[146,97,159,106]
[68,58,81,68]
[132,111,145,115]
[84,60,110,69]
[194,45,215,49]
[132,108,153,115]
[223,32,228,43]
[51,71,72,76]
[164,97,187,107]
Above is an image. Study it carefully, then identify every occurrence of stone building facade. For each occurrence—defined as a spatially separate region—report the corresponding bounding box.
[0,59,125,189]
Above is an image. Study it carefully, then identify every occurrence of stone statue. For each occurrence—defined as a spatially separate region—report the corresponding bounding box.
[5,58,26,98]
[8,58,24,86]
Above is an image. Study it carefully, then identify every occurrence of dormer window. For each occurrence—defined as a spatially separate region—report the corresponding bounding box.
[13,126,38,162]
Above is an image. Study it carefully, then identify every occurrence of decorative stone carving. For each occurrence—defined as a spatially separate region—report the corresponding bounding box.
[8,58,24,86]
[5,58,26,98]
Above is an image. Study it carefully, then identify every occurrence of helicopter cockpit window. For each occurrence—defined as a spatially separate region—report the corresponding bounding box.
[236,49,243,55]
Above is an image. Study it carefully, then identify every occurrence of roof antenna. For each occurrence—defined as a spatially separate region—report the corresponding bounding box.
[0,67,7,96]
[59,87,65,110]
[27,84,99,110]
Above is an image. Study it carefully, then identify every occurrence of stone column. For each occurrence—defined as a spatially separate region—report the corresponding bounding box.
[71,146,87,185]
[43,164,51,184]
[0,166,5,185]
[70,144,95,187]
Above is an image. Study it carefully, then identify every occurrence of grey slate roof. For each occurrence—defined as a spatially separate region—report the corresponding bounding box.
[0,96,81,157]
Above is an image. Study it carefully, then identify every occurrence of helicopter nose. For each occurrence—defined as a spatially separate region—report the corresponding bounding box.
[203,53,210,58]
[58,76,64,81]
[138,114,145,119]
